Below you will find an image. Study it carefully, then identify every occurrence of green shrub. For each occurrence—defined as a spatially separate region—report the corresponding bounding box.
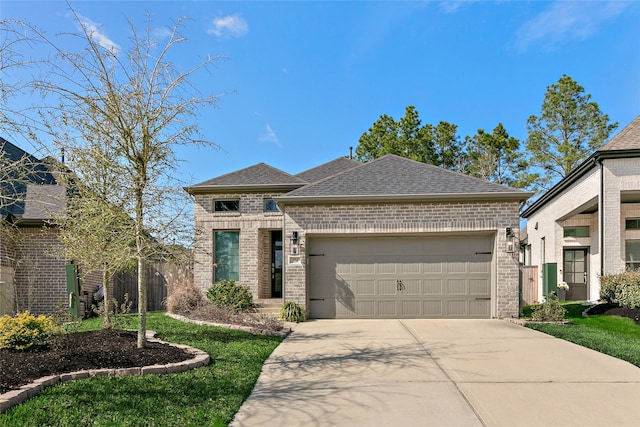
[279,301,306,323]
[600,271,640,309]
[530,293,566,322]
[206,280,253,312]
[0,311,61,350]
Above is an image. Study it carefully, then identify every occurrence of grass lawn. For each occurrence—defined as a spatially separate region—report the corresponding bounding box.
[523,302,640,367]
[0,312,282,426]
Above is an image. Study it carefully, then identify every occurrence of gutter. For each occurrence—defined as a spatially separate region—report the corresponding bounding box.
[276,191,533,205]
[183,183,306,195]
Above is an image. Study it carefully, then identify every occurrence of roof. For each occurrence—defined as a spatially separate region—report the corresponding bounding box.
[294,157,360,183]
[278,154,531,203]
[1,137,65,222]
[185,162,307,194]
[522,114,640,218]
[599,115,640,151]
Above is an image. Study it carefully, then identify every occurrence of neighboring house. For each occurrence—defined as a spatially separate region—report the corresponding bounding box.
[0,137,99,316]
[521,115,640,302]
[187,154,531,319]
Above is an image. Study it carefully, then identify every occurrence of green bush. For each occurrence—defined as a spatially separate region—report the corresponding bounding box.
[600,271,640,309]
[206,280,253,312]
[0,311,61,350]
[279,301,306,323]
[530,293,566,322]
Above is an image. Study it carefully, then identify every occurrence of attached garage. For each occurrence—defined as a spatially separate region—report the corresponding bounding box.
[307,234,494,319]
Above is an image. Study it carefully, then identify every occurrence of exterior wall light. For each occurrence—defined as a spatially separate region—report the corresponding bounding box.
[506,227,515,253]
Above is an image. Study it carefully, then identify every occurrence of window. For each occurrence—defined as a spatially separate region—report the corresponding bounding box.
[563,226,589,238]
[214,200,239,212]
[626,219,640,230]
[214,231,239,282]
[626,240,640,271]
[264,199,279,212]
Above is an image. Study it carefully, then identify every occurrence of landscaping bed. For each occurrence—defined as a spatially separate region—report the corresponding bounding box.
[0,313,282,426]
[0,329,191,394]
[584,303,640,325]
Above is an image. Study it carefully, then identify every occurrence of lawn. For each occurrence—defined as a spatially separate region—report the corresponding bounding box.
[523,302,640,367]
[0,312,282,426]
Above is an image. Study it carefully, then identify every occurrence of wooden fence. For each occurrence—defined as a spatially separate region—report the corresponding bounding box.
[520,265,539,307]
[114,262,193,312]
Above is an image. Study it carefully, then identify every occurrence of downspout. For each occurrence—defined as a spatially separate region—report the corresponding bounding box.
[281,203,286,304]
[599,159,604,277]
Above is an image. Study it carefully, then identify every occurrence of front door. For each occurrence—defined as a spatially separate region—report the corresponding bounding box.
[563,248,588,301]
[271,230,283,298]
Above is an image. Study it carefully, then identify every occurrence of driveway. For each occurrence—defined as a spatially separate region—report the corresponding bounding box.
[231,320,640,427]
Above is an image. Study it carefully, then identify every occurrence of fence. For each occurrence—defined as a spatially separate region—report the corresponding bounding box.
[520,265,539,307]
[114,262,193,312]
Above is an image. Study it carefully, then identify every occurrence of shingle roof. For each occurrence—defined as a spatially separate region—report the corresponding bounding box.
[279,154,530,202]
[185,162,307,193]
[294,157,361,183]
[1,137,64,221]
[599,115,640,151]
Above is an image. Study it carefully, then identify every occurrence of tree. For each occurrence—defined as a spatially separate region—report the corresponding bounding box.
[526,75,618,190]
[466,123,534,189]
[355,105,465,170]
[33,10,224,347]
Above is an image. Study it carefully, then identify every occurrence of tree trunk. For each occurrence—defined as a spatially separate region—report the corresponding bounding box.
[102,267,112,329]
[136,186,147,349]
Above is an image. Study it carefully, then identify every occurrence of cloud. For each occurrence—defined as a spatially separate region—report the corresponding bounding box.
[259,124,281,147]
[438,1,470,14]
[77,15,119,52]
[515,1,629,51]
[207,14,249,38]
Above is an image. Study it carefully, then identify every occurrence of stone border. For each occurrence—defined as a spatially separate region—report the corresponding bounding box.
[0,330,210,414]
[165,312,293,338]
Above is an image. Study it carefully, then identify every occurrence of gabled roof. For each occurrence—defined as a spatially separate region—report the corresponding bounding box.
[522,114,640,218]
[600,115,640,151]
[185,162,307,194]
[1,137,64,222]
[294,157,360,183]
[278,154,531,204]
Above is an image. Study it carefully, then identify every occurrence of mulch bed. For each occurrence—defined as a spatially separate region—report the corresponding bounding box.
[0,329,192,394]
[584,303,640,325]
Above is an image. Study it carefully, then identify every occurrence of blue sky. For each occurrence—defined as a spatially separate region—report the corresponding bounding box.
[2,0,639,186]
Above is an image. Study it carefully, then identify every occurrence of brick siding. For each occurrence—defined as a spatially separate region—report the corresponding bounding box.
[193,193,522,318]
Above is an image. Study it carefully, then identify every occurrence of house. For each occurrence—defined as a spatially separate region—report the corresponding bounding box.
[187,154,531,319]
[521,115,640,302]
[0,137,100,316]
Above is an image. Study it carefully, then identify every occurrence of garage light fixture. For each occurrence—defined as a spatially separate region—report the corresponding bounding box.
[291,231,299,255]
[506,227,515,253]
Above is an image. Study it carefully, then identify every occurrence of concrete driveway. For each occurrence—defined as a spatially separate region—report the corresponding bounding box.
[231,320,640,427]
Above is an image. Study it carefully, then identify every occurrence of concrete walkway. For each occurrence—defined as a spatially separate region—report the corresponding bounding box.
[231,320,640,427]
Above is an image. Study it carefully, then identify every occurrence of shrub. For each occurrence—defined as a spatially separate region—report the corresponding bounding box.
[600,271,640,309]
[206,280,253,312]
[0,311,61,350]
[279,301,306,323]
[530,293,566,322]
[165,279,206,314]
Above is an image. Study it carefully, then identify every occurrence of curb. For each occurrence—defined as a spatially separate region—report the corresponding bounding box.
[165,312,293,338]
[0,330,209,414]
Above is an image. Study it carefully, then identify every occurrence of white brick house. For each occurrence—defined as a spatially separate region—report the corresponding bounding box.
[187,154,531,319]
[521,115,640,302]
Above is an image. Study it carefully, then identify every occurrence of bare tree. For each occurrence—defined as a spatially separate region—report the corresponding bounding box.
[33,9,225,347]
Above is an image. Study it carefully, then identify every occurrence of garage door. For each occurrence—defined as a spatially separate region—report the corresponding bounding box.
[308,235,493,319]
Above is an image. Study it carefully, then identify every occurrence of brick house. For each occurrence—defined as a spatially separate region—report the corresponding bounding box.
[0,137,100,316]
[187,154,531,319]
[521,115,640,302]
